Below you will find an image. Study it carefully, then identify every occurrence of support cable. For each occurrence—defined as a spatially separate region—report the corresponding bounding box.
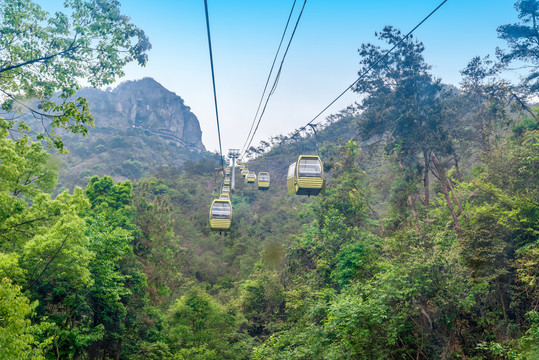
[204,0,224,170]
[303,0,448,129]
[241,0,308,158]
[241,0,298,156]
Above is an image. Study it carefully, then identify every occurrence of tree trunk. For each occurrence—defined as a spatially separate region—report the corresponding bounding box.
[439,177,462,239]
[407,195,420,232]
[453,152,461,181]
[446,176,464,217]
[429,151,462,239]
[423,150,430,208]
[496,279,508,325]
[88,341,99,360]
[55,334,61,360]
[115,338,122,360]
[394,151,420,231]
[511,91,539,124]
[433,152,464,216]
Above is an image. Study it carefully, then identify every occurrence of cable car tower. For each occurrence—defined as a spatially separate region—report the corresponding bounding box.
[228,149,240,190]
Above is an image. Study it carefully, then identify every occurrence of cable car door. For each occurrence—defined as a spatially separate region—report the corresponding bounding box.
[287,163,296,195]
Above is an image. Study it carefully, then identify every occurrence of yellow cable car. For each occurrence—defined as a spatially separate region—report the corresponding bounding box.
[222,185,230,193]
[257,172,270,190]
[209,199,232,231]
[241,168,249,177]
[224,177,231,186]
[287,155,324,196]
[225,167,231,175]
[245,171,256,184]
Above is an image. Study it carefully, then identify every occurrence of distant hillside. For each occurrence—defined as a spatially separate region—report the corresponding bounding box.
[54,78,210,192]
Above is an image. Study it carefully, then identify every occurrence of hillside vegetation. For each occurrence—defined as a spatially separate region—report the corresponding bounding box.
[1,1,539,359]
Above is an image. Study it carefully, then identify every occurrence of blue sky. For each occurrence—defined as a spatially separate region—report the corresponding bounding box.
[46,1,522,153]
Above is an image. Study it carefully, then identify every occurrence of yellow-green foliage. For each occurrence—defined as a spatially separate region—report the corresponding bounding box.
[0,278,51,360]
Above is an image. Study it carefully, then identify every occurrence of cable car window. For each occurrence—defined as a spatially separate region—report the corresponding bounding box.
[259,174,269,181]
[298,158,322,177]
[288,163,296,178]
[211,202,231,218]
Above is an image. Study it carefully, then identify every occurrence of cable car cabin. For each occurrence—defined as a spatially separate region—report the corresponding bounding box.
[245,172,256,184]
[224,177,231,186]
[209,199,232,231]
[225,167,231,175]
[222,185,230,193]
[287,155,324,196]
[257,172,270,190]
[241,168,249,177]
[219,193,230,200]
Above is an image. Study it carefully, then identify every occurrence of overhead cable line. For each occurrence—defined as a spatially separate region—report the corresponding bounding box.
[302,0,448,130]
[241,0,308,158]
[204,0,224,170]
[240,0,298,157]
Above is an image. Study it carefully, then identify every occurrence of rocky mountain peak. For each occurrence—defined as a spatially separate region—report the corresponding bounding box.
[79,78,204,151]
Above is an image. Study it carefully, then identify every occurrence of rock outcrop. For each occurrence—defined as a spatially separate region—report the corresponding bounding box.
[78,77,204,151]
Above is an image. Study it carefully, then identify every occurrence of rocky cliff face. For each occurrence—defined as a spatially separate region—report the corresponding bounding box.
[53,78,210,191]
[79,77,205,151]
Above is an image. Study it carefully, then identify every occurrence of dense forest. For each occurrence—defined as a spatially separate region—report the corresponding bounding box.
[1,0,539,359]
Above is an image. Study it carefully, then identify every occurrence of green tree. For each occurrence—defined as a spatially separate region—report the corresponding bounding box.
[448,125,539,355]
[167,289,250,359]
[355,26,451,217]
[85,175,135,229]
[84,175,150,360]
[85,216,132,360]
[240,272,285,337]
[120,159,144,179]
[0,133,127,359]
[0,0,151,150]
[356,27,472,238]
[497,0,539,94]
[0,130,93,293]
[0,278,51,360]
[459,56,509,154]
[132,181,186,303]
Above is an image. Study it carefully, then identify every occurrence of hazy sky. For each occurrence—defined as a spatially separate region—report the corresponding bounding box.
[46,1,522,153]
